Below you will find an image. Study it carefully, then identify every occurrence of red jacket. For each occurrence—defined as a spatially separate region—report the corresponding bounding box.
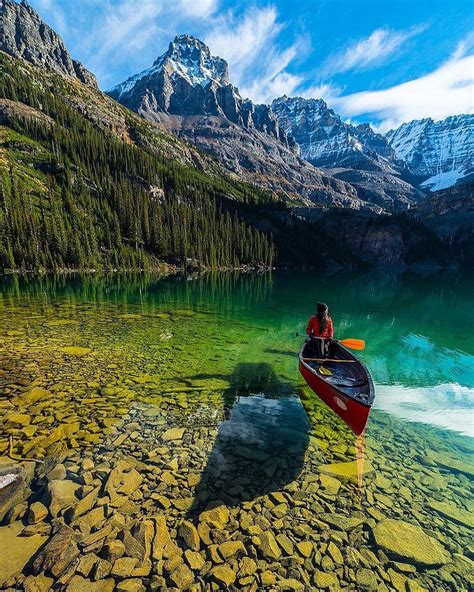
[306,315,334,339]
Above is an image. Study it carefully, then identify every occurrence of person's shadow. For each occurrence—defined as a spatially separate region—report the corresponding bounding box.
[186,362,310,517]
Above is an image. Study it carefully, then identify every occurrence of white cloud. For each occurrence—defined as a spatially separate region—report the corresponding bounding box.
[332,47,474,131]
[179,0,217,18]
[205,6,304,103]
[85,1,163,81]
[320,26,426,76]
[299,83,342,104]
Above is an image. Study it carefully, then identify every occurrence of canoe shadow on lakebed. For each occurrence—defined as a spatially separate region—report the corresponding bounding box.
[184,363,310,517]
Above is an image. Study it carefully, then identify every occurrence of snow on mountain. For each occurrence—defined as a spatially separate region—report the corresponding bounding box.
[386,115,474,191]
[271,95,395,172]
[109,35,229,100]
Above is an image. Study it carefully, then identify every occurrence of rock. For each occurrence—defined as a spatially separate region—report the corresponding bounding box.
[318,460,374,483]
[238,557,257,577]
[405,581,428,592]
[5,412,31,428]
[318,512,365,531]
[23,574,54,592]
[184,549,205,570]
[111,557,138,577]
[428,500,474,528]
[218,540,246,559]
[0,521,47,581]
[199,502,229,527]
[162,427,185,441]
[76,553,99,577]
[32,525,79,576]
[151,515,179,560]
[47,479,80,518]
[14,387,51,405]
[178,520,200,550]
[27,501,48,524]
[0,465,30,522]
[69,486,100,520]
[327,541,343,564]
[356,568,379,589]
[169,563,194,589]
[372,519,450,567]
[211,564,237,587]
[65,576,114,591]
[60,346,91,356]
[296,540,313,558]
[279,578,304,590]
[313,570,339,589]
[257,531,281,560]
[93,558,112,580]
[116,580,145,592]
[276,533,294,555]
[427,453,474,478]
[261,571,277,586]
[319,474,341,495]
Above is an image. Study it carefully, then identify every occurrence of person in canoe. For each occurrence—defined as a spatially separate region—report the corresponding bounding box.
[306,302,334,358]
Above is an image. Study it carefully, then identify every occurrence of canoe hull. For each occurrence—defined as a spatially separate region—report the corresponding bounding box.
[299,341,374,435]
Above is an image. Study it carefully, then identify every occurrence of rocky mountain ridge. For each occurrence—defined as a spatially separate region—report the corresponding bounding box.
[109,36,394,211]
[386,115,474,191]
[0,0,97,88]
[109,35,294,150]
[271,95,421,210]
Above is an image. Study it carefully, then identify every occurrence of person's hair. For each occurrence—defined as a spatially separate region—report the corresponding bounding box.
[317,302,329,333]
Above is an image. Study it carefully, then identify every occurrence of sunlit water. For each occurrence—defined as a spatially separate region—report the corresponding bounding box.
[0,270,472,591]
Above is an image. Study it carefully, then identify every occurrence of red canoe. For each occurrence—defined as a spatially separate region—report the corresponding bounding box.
[299,339,375,435]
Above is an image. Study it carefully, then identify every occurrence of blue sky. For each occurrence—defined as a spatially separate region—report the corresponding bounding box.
[29,0,474,130]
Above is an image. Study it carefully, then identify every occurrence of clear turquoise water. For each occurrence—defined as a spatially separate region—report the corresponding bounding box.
[0,270,473,590]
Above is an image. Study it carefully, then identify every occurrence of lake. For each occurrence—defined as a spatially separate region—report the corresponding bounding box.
[0,270,472,590]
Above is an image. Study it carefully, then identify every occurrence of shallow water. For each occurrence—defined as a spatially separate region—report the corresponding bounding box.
[0,271,473,591]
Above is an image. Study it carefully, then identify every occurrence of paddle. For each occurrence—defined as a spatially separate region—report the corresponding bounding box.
[296,333,365,351]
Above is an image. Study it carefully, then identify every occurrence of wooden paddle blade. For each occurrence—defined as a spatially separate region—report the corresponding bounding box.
[339,338,365,350]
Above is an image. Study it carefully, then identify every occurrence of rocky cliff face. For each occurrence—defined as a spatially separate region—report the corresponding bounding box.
[386,115,474,191]
[0,0,97,88]
[271,95,421,209]
[109,35,293,149]
[108,36,375,210]
[271,96,394,171]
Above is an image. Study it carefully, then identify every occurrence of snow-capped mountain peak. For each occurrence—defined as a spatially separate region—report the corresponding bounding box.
[271,95,394,171]
[109,35,229,99]
[386,114,474,191]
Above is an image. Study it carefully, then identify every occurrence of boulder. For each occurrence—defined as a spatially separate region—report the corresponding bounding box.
[428,500,474,529]
[0,521,47,582]
[371,519,450,567]
[47,479,80,517]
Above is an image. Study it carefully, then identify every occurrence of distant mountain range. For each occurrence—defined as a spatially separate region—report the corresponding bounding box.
[0,0,472,271]
[108,34,473,209]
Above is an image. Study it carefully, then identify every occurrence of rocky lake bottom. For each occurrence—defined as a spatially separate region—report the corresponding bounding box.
[0,272,473,591]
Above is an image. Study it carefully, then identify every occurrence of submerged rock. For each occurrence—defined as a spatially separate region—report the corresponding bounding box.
[60,346,91,356]
[0,521,47,583]
[371,519,451,567]
[428,500,474,528]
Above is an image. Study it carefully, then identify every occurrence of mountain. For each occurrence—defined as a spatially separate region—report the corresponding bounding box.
[0,2,467,271]
[271,95,421,210]
[0,0,97,87]
[109,35,380,211]
[271,96,394,171]
[386,115,474,191]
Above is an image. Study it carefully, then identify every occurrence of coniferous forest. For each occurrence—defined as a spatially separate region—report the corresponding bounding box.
[0,53,458,272]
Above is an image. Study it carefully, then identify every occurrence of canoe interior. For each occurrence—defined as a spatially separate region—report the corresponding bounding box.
[301,340,374,407]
